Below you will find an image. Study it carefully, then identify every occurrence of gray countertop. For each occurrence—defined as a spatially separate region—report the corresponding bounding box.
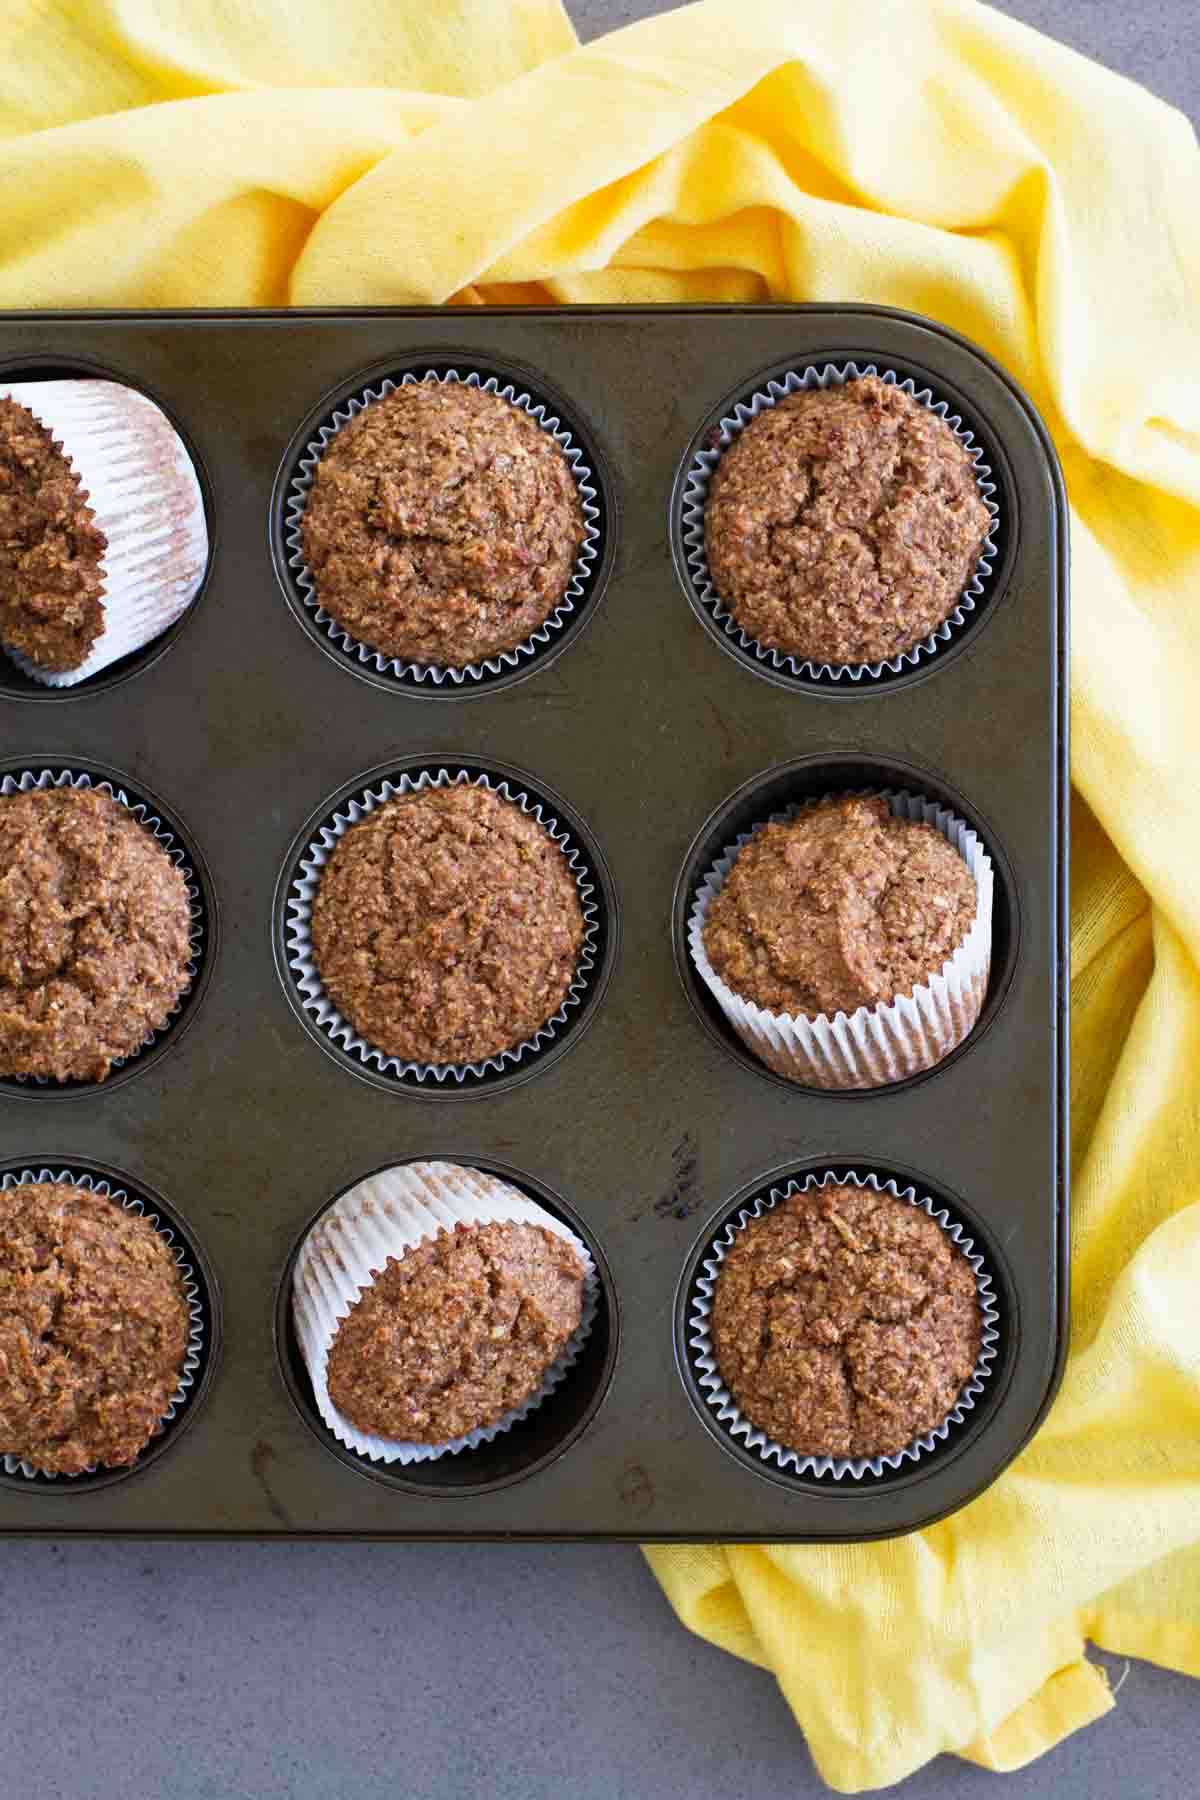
[3,3,1197,1796]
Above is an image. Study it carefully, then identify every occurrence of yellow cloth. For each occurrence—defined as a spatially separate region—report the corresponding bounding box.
[2,0,1198,1786]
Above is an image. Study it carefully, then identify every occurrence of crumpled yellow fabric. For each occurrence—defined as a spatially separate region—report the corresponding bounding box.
[2,0,1198,1787]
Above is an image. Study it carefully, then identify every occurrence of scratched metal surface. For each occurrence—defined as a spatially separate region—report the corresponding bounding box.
[0,305,1065,1539]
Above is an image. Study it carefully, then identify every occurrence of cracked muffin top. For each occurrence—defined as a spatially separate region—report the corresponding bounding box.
[299,379,586,669]
[326,1219,585,1445]
[710,1184,981,1459]
[0,1181,191,1475]
[309,783,585,1067]
[0,394,107,673]
[701,795,976,1019]
[0,786,193,1084]
[703,374,990,668]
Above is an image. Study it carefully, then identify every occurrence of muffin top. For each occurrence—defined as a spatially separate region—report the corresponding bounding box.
[703,374,990,667]
[310,783,585,1066]
[0,394,107,673]
[702,795,976,1019]
[711,1184,981,1459]
[299,379,585,669]
[0,1181,191,1475]
[326,1219,585,1444]
[0,786,193,1083]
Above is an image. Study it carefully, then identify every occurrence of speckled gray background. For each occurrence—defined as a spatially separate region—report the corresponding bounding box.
[2,4,1196,1796]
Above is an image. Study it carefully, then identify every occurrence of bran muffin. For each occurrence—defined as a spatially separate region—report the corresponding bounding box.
[326,1219,585,1445]
[0,394,107,672]
[710,1184,982,1460]
[0,1181,191,1475]
[702,795,977,1020]
[299,379,586,669]
[703,374,991,668]
[0,785,193,1083]
[0,381,208,685]
[309,782,585,1067]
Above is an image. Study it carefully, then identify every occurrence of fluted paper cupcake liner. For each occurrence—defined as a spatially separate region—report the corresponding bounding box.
[285,767,600,1084]
[0,768,206,1087]
[0,1166,206,1481]
[284,368,602,686]
[689,789,993,1089]
[293,1160,599,1465]
[0,380,207,687]
[688,1170,1000,1481]
[679,361,1000,682]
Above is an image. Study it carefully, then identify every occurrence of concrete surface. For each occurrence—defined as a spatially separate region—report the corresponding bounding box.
[2,3,1197,1797]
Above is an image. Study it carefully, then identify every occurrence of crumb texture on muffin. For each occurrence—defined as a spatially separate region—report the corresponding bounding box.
[0,1182,191,1475]
[310,783,585,1066]
[702,794,976,1019]
[0,395,107,672]
[703,374,990,667]
[299,380,585,669]
[0,786,193,1083]
[326,1219,584,1444]
[710,1184,981,1459]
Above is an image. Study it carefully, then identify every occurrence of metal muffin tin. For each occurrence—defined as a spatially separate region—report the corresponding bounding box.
[0,306,1067,1541]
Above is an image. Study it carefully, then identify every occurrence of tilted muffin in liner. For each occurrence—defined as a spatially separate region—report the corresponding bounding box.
[0,1166,206,1482]
[0,768,207,1089]
[0,380,207,687]
[679,361,1000,682]
[689,790,993,1090]
[293,1160,598,1465]
[284,767,600,1085]
[688,1170,1000,1481]
[283,369,602,687]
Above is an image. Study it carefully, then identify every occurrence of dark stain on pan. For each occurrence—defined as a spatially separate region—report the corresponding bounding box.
[654,1133,701,1222]
[251,1440,292,1527]
[618,1461,655,1512]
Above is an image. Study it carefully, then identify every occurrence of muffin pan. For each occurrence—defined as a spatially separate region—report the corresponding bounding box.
[0,305,1067,1541]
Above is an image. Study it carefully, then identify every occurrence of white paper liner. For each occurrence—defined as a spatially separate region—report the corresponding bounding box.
[688,1170,1000,1481]
[680,361,1001,681]
[689,789,993,1089]
[0,768,206,1087]
[0,1166,206,1481]
[0,380,208,687]
[285,767,600,1084]
[293,1160,599,1464]
[283,368,602,686]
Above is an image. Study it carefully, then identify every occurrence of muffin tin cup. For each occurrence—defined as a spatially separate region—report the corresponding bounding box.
[292,1160,599,1466]
[0,767,208,1092]
[688,789,994,1090]
[678,360,1001,685]
[283,367,602,687]
[0,379,208,687]
[0,1166,206,1483]
[283,765,602,1087]
[686,1169,1001,1482]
